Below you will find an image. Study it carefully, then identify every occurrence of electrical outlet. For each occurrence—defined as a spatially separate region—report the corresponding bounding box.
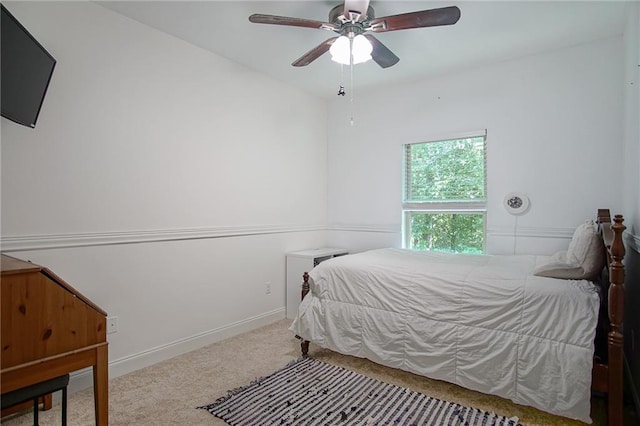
[107,316,118,334]
[265,281,272,295]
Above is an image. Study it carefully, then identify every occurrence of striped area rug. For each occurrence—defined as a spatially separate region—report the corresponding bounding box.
[198,357,522,426]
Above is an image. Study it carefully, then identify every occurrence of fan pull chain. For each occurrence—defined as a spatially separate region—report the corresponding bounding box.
[337,64,345,96]
[336,40,355,126]
[349,54,354,126]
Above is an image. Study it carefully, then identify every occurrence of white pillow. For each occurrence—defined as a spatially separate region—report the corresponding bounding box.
[566,220,605,278]
[533,251,585,279]
[533,221,605,280]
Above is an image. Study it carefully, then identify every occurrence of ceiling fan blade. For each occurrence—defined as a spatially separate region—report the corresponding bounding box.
[342,0,371,21]
[364,34,399,68]
[292,37,338,67]
[368,6,461,33]
[249,14,338,31]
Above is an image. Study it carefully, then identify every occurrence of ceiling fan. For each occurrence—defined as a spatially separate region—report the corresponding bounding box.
[248,0,461,68]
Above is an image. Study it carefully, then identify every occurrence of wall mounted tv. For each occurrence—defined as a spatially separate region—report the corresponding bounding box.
[1,4,56,128]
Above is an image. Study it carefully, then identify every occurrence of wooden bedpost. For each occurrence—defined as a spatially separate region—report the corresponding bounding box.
[301,272,310,357]
[608,214,626,426]
[593,210,627,425]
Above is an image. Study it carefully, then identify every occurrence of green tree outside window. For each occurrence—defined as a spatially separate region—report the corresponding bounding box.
[403,135,486,254]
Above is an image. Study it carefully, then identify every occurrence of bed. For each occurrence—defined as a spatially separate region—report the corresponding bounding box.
[290,209,626,425]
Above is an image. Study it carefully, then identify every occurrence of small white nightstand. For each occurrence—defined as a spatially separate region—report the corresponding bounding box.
[285,248,348,319]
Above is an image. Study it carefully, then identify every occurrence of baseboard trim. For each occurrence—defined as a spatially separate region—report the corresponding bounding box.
[67,308,286,394]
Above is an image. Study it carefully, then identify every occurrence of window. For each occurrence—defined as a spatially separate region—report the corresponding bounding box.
[402,132,487,254]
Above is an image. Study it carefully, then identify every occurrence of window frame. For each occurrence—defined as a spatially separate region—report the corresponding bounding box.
[401,130,487,253]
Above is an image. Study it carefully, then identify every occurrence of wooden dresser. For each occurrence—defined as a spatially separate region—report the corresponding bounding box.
[1,254,108,424]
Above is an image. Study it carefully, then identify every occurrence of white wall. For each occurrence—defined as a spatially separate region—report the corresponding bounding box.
[326,37,625,255]
[0,1,328,390]
[623,1,640,237]
[622,0,640,413]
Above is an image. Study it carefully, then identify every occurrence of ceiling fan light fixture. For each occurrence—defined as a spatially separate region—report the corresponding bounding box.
[329,34,372,65]
[329,35,351,64]
[351,34,372,64]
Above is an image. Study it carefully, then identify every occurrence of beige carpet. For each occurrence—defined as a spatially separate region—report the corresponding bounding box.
[0,319,630,425]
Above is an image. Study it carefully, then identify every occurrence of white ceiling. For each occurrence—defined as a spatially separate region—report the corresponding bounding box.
[96,1,629,99]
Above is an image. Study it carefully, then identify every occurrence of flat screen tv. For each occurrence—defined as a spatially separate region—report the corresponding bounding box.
[1,4,56,128]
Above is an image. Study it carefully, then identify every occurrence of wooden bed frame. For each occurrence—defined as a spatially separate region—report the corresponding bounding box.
[592,209,626,426]
[299,209,626,425]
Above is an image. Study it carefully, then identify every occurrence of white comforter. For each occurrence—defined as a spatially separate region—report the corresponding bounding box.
[289,248,600,423]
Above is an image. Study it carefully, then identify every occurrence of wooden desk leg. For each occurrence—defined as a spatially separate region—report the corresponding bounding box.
[42,393,53,410]
[93,344,109,425]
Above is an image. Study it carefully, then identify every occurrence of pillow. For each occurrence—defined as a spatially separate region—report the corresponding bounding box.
[566,220,605,278]
[534,220,605,280]
[533,251,585,279]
